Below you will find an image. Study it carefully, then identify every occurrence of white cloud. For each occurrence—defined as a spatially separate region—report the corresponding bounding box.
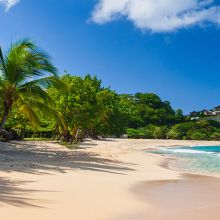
[0,0,19,11]
[91,0,220,32]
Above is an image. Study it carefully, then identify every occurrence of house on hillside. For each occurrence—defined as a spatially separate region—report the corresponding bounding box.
[189,106,220,121]
[214,106,220,115]
[190,109,218,121]
[203,110,217,116]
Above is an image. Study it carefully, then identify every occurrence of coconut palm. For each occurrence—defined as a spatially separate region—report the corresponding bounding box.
[0,39,59,139]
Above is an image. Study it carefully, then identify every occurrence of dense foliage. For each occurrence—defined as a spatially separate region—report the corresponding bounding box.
[127,121,220,140]
[3,71,220,142]
[1,39,220,142]
[126,93,185,128]
[0,39,58,140]
[46,74,130,142]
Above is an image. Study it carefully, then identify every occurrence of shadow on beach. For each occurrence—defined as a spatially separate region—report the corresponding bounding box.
[0,177,49,208]
[0,141,134,175]
[0,140,135,208]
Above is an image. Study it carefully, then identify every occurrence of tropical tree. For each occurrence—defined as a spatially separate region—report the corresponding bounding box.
[127,93,185,127]
[48,74,130,142]
[0,39,58,139]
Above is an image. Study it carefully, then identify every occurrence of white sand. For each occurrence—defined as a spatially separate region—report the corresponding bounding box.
[0,139,220,220]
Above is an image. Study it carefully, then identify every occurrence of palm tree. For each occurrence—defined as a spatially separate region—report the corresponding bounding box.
[0,39,58,139]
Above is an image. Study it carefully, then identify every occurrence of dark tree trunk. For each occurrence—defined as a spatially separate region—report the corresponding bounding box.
[90,129,99,140]
[0,106,10,128]
[0,105,12,140]
[0,127,12,140]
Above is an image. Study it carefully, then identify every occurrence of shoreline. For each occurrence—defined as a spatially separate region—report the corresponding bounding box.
[0,139,220,219]
[150,145,220,178]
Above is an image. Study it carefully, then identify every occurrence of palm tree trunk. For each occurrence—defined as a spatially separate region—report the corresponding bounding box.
[0,106,11,140]
[0,107,10,128]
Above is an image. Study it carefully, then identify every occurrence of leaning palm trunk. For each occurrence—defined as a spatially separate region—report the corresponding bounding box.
[0,109,9,128]
[0,103,12,140]
[0,100,12,127]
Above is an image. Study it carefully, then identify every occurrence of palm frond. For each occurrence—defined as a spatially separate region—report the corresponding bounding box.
[4,39,58,85]
[19,99,40,126]
[0,46,7,78]
[28,99,67,131]
[0,39,59,129]
[18,84,54,104]
[18,76,63,90]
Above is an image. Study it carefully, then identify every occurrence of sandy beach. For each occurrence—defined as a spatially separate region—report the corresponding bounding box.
[1,139,220,220]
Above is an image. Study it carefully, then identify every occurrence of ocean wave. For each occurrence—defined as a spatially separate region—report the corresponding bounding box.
[149,146,220,174]
[159,148,214,154]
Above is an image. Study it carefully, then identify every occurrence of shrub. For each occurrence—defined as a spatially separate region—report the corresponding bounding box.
[187,131,208,140]
[167,126,183,139]
[127,120,220,140]
[127,125,168,139]
[127,128,146,139]
[210,132,220,141]
[153,126,168,139]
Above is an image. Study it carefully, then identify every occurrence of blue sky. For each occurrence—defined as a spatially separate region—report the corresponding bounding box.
[1,0,220,113]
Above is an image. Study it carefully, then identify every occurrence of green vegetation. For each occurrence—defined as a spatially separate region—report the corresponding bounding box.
[47,74,129,143]
[1,39,220,142]
[0,39,59,140]
[167,121,220,140]
[127,121,220,140]
[126,93,185,128]
[125,93,220,140]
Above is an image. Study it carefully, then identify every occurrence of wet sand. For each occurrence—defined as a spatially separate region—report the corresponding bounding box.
[130,174,220,220]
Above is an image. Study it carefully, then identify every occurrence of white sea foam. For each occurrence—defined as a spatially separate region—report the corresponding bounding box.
[150,146,220,174]
[160,148,213,154]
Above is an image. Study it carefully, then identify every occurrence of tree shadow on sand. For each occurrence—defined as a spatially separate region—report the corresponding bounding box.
[0,141,135,175]
[0,177,49,208]
[0,141,136,208]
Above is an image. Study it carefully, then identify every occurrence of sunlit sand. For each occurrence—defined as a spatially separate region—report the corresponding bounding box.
[0,139,220,220]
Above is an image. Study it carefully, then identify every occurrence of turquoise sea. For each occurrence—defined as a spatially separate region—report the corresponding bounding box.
[149,146,220,174]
